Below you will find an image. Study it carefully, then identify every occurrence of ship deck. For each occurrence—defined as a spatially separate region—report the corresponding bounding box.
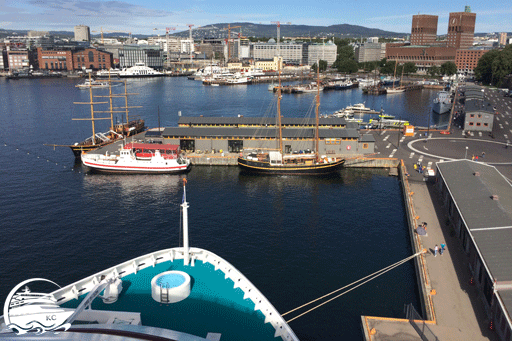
[62,258,278,341]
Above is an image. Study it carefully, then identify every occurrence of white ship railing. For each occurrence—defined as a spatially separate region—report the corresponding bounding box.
[45,247,300,341]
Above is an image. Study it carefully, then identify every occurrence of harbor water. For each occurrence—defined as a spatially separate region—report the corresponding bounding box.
[0,76,437,340]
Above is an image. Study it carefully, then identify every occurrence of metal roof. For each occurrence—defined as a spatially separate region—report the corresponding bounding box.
[161,127,360,139]
[177,116,351,126]
[465,99,494,113]
[437,160,512,281]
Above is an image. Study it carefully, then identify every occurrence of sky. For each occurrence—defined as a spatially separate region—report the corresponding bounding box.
[1,0,511,35]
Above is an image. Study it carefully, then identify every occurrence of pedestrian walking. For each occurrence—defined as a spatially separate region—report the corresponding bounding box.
[481,152,485,158]
[434,245,439,257]
[440,243,446,255]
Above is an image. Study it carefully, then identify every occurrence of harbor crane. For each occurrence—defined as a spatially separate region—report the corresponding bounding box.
[221,24,241,62]
[92,27,132,44]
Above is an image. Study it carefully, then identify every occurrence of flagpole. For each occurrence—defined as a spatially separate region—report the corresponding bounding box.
[181,179,190,265]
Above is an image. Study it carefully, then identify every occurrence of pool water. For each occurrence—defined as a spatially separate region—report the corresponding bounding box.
[156,273,186,288]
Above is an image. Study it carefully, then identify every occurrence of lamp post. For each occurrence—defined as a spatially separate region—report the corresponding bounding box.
[465,146,468,159]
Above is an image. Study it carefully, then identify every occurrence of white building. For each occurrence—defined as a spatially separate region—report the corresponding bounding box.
[252,40,304,65]
[304,41,337,66]
[74,25,90,42]
[354,43,386,63]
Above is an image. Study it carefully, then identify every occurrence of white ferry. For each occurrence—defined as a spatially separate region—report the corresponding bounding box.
[119,62,164,78]
[81,142,191,174]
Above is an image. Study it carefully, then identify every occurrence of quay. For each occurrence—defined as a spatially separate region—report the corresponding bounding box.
[83,85,512,341]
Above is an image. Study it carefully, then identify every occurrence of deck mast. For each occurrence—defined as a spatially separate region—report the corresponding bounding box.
[315,63,320,160]
[182,179,190,266]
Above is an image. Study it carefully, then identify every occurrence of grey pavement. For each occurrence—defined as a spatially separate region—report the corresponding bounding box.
[364,87,512,341]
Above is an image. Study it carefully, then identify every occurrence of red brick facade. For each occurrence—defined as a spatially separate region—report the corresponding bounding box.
[410,15,438,46]
[386,44,457,69]
[455,49,488,72]
[447,12,476,49]
[37,48,73,71]
[37,47,113,71]
[73,49,112,70]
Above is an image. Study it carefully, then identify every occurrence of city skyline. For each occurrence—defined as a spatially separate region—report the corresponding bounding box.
[1,0,511,36]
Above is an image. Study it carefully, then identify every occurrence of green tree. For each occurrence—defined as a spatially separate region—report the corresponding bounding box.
[491,45,512,86]
[318,60,328,72]
[428,65,440,77]
[337,59,358,73]
[474,49,499,85]
[379,60,396,75]
[440,61,457,76]
[402,62,417,75]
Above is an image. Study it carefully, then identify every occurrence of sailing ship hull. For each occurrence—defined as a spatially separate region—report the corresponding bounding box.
[70,143,110,158]
[237,157,345,175]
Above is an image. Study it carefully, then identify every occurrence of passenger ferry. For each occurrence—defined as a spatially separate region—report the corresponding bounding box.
[119,62,164,78]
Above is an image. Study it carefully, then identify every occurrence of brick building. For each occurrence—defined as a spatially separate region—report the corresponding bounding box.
[386,45,457,73]
[7,50,30,70]
[37,48,73,71]
[73,49,113,70]
[37,47,113,71]
[410,15,438,45]
[447,11,476,49]
[455,48,489,75]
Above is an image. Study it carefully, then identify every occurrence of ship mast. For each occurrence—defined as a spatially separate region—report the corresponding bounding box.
[277,60,283,153]
[315,63,320,160]
[181,179,190,266]
[72,72,109,144]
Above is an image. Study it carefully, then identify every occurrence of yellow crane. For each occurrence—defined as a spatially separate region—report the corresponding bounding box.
[92,27,132,44]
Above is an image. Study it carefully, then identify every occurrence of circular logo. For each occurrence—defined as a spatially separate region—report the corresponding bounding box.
[3,278,72,335]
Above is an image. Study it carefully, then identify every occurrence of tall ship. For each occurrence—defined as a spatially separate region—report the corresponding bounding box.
[0,181,300,341]
[237,67,345,175]
[81,142,191,174]
[46,73,146,158]
[432,91,452,114]
[119,62,164,78]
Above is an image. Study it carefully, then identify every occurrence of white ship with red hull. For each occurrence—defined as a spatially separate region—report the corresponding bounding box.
[81,143,191,174]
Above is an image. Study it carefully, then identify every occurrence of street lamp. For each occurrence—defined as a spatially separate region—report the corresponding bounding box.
[465,146,468,159]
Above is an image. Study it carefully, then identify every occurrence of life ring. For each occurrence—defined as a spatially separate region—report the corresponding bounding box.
[346,145,351,150]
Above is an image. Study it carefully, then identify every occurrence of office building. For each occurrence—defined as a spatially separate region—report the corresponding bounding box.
[7,50,30,70]
[499,32,508,46]
[455,48,489,76]
[252,41,304,65]
[74,25,91,42]
[410,15,438,45]
[355,43,386,63]
[118,45,163,69]
[304,41,337,66]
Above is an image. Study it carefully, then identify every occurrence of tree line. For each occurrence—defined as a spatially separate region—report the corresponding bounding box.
[474,45,512,87]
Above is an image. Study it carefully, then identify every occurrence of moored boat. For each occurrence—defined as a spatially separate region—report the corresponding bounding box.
[237,66,344,175]
[75,79,110,89]
[119,62,164,78]
[81,142,191,174]
[433,91,452,114]
[46,74,146,158]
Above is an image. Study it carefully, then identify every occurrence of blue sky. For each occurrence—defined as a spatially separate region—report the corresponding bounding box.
[1,0,511,35]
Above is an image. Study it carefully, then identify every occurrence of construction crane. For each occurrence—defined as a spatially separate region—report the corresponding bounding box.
[270,22,291,57]
[92,27,131,44]
[187,24,195,63]
[221,24,241,63]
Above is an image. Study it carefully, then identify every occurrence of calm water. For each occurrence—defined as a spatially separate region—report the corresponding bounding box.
[0,77,428,340]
